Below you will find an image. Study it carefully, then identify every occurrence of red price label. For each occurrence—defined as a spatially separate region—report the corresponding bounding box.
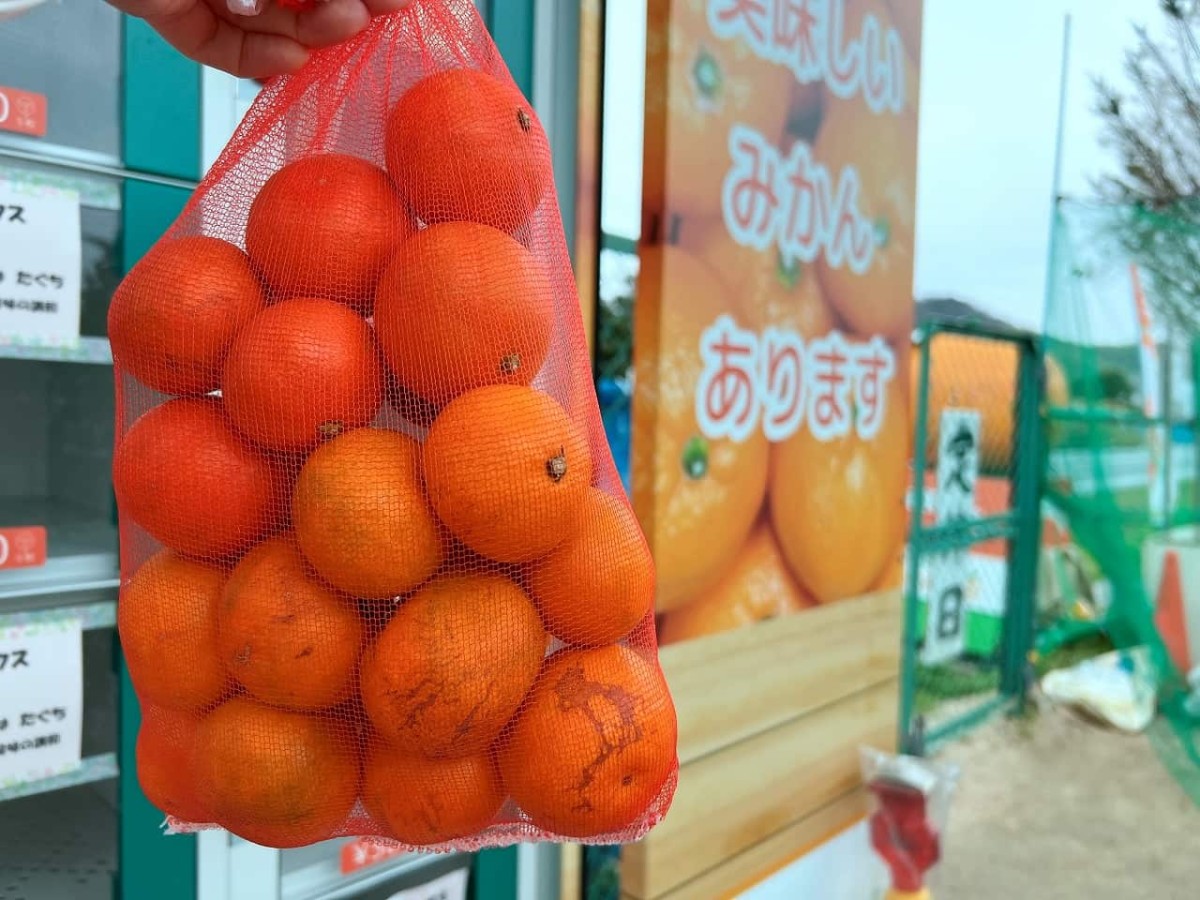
[0,527,48,570]
[339,837,405,875]
[0,86,48,138]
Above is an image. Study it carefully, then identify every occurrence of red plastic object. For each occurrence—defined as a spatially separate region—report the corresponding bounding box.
[868,777,941,893]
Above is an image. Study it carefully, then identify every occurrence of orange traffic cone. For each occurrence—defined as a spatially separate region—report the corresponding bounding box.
[1154,551,1191,674]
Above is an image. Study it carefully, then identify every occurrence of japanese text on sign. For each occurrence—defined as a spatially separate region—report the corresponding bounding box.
[707,0,906,113]
[695,315,895,443]
[340,838,406,875]
[0,184,82,349]
[935,409,981,525]
[923,550,971,665]
[0,86,49,139]
[0,527,48,571]
[923,409,982,664]
[0,617,83,788]
[722,125,875,274]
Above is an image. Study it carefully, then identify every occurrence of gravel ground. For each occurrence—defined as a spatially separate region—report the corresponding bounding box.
[934,701,1199,899]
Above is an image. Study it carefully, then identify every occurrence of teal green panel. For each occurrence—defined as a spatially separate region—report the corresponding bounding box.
[119,15,200,899]
[119,660,197,900]
[488,0,534,97]
[121,181,193,271]
[472,846,519,900]
[122,17,201,179]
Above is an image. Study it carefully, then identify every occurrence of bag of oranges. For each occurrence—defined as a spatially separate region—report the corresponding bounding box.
[109,0,677,851]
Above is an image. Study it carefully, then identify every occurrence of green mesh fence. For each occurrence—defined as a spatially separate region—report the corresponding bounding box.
[1043,198,1200,782]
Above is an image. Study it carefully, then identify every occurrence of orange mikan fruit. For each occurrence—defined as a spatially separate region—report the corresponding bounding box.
[108,236,266,396]
[245,153,408,310]
[195,698,358,849]
[292,428,443,599]
[113,398,277,559]
[363,745,504,846]
[632,246,769,612]
[770,379,909,603]
[360,574,547,758]
[374,222,554,405]
[118,550,229,711]
[499,645,677,838]
[222,297,383,452]
[641,0,793,218]
[423,385,592,564]
[814,96,918,341]
[872,545,907,593]
[657,524,814,645]
[386,69,549,232]
[527,488,655,647]
[137,709,214,824]
[839,0,922,115]
[219,537,362,710]
[680,217,835,340]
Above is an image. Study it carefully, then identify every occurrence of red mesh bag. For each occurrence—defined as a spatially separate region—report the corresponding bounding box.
[109,0,677,851]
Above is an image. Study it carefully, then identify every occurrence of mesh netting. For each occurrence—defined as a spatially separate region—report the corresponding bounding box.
[1044,198,1200,779]
[108,0,677,851]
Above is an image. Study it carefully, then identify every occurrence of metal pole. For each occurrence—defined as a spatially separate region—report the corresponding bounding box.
[900,327,935,753]
[1194,337,1200,516]
[1163,330,1174,520]
[1050,15,1072,212]
[1041,15,1072,329]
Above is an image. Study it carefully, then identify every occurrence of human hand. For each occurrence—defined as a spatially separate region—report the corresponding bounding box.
[108,0,415,79]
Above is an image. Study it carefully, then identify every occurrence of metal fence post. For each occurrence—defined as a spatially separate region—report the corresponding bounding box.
[900,326,934,752]
[999,337,1044,704]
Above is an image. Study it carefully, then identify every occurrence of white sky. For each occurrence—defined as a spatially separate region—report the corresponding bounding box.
[600,0,1160,333]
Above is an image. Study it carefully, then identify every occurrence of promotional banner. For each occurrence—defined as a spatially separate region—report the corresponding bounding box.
[635,0,923,645]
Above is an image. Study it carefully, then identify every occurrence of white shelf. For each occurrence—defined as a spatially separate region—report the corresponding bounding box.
[0,784,115,900]
[0,752,118,804]
[0,497,118,609]
[281,839,465,900]
[0,336,112,365]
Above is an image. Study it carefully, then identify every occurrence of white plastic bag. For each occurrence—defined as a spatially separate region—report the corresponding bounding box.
[1041,646,1157,733]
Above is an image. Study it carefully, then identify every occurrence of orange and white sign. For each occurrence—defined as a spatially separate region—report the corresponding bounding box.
[339,837,406,875]
[0,86,48,139]
[0,526,47,571]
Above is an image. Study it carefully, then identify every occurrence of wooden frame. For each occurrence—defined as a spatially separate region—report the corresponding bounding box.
[622,589,902,899]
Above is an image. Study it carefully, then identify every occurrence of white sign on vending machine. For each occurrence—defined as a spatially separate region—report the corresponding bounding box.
[0,615,84,788]
[0,182,82,349]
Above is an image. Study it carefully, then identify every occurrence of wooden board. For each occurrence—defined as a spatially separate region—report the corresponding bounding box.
[660,589,902,764]
[622,679,898,899]
[623,790,869,900]
[559,844,582,900]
